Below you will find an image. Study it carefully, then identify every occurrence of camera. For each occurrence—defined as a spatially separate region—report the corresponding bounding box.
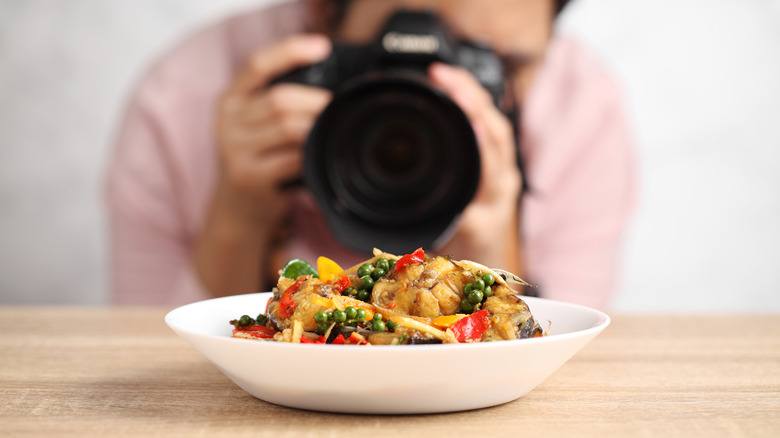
[276,10,511,254]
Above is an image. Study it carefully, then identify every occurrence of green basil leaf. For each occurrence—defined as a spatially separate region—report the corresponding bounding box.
[280,258,318,279]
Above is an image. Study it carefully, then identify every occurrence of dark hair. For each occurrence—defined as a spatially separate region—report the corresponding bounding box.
[327,0,571,31]
[555,0,571,14]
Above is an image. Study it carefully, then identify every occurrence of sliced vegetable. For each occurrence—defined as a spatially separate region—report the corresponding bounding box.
[278,277,306,319]
[281,259,318,279]
[331,275,351,293]
[291,319,304,343]
[317,256,342,283]
[431,314,467,329]
[393,247,425,273]
[386,320,399,332]
[232,325,277,339]
[346,332,368,345]
[450,309,491,342]
[387,314,448,341]
[310,295,333,308]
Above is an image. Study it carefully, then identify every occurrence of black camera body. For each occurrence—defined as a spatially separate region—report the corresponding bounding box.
[276,10,510,254]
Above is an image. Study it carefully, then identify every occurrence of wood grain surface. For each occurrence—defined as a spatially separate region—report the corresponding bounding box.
[1,307,778,437]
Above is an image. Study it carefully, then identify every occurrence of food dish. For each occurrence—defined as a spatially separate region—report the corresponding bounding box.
[165,292,609,414]
[230,249,545,346]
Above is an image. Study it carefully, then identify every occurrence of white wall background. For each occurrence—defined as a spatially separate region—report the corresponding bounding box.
[1,0,778,311]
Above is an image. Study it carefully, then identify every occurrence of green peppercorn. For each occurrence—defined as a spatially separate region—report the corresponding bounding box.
[468,289,484,305]
[373,313,383,322]
[343,286,356,297]
[356,289,370,302]
[482,272,495,287]
[345,306,357,320]
[255,314,267,325]
[460,300,474,313]
[370,268,386,280]
[360,275,375,290]
[472,278,486,292]
[372,320,386,332]
[463,282,474,296]
[376,257,389,272]
[314,311,328,324]
[316,322,329,333]
[357,263,374,278]
[355,308,367,322]
[332,309,347,324]
[483,286,493,298]
[238,315,253,327]
[388,259,396,272]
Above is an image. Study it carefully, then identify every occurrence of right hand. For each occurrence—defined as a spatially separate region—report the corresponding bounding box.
[215,34,333,232]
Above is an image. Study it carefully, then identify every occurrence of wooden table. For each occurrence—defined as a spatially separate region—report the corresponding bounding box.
[1,308,778,437]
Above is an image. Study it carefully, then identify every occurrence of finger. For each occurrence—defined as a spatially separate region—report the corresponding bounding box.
[229,34,332,96]
[241,84,332,125]
[243,148,303,190]
[254,114,316,154]
[429,63,515,161]
[224,114,316,156]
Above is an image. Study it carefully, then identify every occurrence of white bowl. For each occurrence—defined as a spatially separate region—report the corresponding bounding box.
[165,292,609,414]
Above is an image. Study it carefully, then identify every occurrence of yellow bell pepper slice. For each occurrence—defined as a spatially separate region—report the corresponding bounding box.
[317,256,343,284]
[432,314,467,329]
[309,295,334,309]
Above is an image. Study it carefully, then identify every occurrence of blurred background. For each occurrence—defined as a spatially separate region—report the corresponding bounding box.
[1,0,778,311]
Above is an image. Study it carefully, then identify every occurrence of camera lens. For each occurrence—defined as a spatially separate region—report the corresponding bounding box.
[304,71,480,253]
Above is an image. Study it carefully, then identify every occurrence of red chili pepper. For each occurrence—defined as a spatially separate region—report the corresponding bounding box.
[346,332,368,345]
[450,309,491,342]
[385,301,397,310]
[243,325,277,337]
[393,247,425,273]
[330,275,351,293]
[233,326,277,339]
[315,336,327,344]
[278,277,306,319]
[331,334,345,345]
[300,336,314,344]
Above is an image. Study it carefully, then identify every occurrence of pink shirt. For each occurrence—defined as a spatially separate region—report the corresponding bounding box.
[106,1,634,309]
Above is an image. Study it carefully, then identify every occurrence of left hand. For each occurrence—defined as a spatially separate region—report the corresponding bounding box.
[427,62,523,272]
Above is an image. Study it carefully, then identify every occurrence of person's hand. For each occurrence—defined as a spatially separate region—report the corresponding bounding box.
[215,34,333,230]
[427,62,524,272]
[194,34,332,296]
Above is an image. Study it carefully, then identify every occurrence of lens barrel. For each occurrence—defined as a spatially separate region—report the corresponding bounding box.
[304,71,480,254]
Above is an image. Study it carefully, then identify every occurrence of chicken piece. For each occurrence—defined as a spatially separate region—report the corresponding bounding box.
[371,256,471,318]
[481,294,543,341]
[267,276,335,331]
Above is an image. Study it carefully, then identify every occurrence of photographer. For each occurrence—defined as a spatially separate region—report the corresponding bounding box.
[107,0,634,308]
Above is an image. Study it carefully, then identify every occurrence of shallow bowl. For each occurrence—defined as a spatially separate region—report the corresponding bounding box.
[165,293,609,414]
